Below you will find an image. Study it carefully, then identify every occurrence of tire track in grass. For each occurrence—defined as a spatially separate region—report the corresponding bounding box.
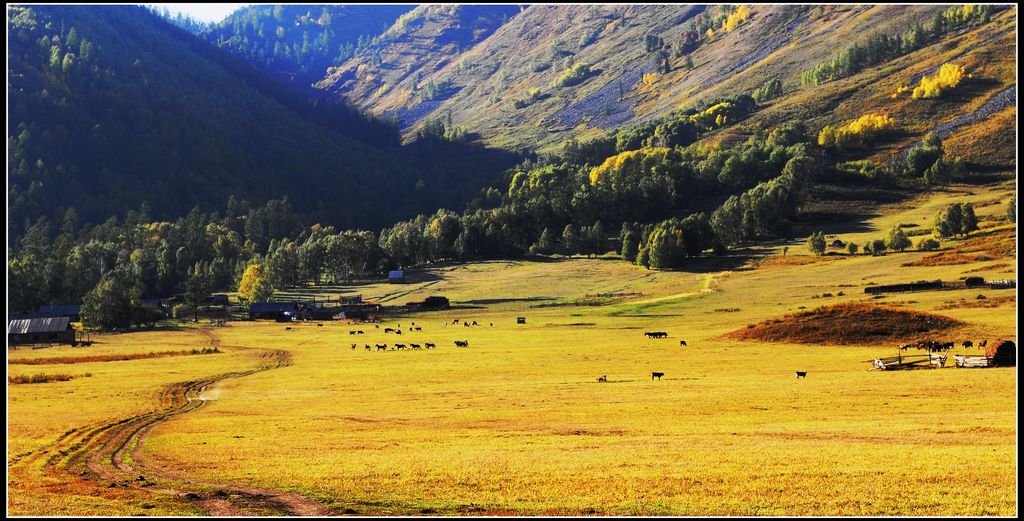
[14,328,332,516]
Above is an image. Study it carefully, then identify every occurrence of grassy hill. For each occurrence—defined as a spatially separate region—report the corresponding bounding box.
[316,4,1015,159]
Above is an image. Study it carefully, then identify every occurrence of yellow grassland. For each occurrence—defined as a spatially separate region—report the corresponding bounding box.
[8,184,1016,516]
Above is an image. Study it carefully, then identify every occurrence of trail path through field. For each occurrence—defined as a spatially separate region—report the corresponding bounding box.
[10,327,332,516]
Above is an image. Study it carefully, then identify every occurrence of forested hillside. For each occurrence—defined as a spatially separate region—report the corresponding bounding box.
[6,4,1016,323]
[199,4,414,87]
[7,5,514,238]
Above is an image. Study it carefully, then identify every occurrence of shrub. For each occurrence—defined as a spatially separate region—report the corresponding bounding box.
[807,231,826,256]
[552,63,595,87]
[918,238,940,251]
[818,113,895,149]
[913,63,966,99]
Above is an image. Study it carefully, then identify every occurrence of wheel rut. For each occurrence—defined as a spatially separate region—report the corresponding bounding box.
[13,327,332,516]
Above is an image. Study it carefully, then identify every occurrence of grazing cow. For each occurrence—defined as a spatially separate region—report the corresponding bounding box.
[385,328,394,333]
[425,343,436,349]
[979,339,988,348]
[472,320,479,326]
[795,371,807,378]
[364,344,370,350]
[349,331,356,335]
[396,330,402,335]
[962,340,973,349]
[357,330,364,335]
[597,375,608,383]
[679,340,687,346]
[411,344,421,349]
[351,343,356,349]
[285,327,293,331]
[375,325,380,329]
[414,326,422,331]
[317,323,324,327]
[453,319,460,324]
[651,372,664,381]
[395,344,406,350]
[490,323,493,327]
[645,332,668,339]
[375,344,387,351]
[464,322,470,327]
[454,340,469,348]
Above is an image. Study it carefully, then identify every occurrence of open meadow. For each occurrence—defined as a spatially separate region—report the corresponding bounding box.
[7,183,1017,516]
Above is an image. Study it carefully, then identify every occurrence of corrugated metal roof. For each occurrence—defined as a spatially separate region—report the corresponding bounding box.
[8,316,71,335]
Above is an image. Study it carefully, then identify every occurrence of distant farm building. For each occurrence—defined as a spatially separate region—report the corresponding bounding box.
[388,270,406,284]
[38,304,82,322]
[8,317,76,347]
[405,296,450,312]
[334,302,382,321]
[248,302,300,321]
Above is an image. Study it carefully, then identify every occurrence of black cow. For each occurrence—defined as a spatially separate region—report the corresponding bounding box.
[285,327,293,331]
[317,323,324,327]
[385,328,394,333]
[349,331,356,335]
[597,375,608,382]
[395,344,406,350]
[679,340,687,346]
[651,372,664,381]
[962,340,973,348]
[375,344,387,351]
[357,330,364,335]
[410,344,421,349]
[979,339,988,348]
[796,371,807,378]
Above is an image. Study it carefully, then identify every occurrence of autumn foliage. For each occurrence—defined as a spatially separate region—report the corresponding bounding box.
[818,113,896,149]
[913,63,967,99]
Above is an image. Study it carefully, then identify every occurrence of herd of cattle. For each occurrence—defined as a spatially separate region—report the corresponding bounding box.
[901,339,989,352]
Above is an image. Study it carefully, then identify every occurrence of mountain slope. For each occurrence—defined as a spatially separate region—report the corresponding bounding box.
[315,5,522,128]
[314,4,1015,156]
[7,5,513,235]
